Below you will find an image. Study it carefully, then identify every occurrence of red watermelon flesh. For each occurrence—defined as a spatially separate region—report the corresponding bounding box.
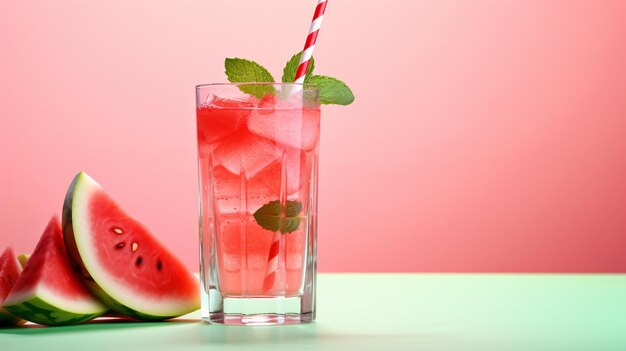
[2,216,106,325]
[62,172,199,320]
[0,247,24,326]
[0,247,21,303]
[8,217,93,301]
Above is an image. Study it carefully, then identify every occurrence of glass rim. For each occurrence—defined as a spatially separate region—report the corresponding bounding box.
[195,82,319,90]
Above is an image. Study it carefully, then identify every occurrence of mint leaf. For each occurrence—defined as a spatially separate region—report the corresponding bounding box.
[281,52,315,83]
[307,75,355,105]
[224,58,276,98]
[253,200,303,234]
[223,55,355,105]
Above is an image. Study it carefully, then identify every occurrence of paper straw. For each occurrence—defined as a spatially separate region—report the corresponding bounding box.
[294,0,328,84]
[263,0,328,292]
[262,234,281,291]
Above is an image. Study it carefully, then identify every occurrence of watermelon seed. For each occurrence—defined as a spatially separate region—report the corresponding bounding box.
[157,260,163,271]
[136,256,143,266]
[132,242,138,252]
[115,242,126,249]
[113,228,123,234]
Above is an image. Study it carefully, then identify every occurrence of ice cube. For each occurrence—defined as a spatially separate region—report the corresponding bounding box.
[218,216,276,270]
[217,218,242,272]
[212,166,275,215]
[217,216,278,294]
[213,128,282,178]
[247,107,320,151]
[252,147,312,196]
[213,165,239,199]
[196,94,251,144]
[204,93,256,108]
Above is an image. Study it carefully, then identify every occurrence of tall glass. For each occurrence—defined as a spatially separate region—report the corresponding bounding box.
[196,83,320,325]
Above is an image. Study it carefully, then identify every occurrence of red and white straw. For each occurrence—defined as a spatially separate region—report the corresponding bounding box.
[262,233,282,291]
[263,0,328,292]
[294,0,328,84]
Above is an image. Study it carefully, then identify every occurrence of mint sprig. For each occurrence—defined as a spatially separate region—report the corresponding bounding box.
[224,58,276,98]
[307,75,354,105]
[281,52,315,83]
[253,200,303,234]
[223,52,354,106]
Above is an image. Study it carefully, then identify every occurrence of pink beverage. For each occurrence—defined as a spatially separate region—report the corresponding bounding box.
[196,84,320,324]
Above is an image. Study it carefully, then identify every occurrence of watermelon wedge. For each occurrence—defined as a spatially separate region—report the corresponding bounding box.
[62,172,199,321]
[3,216,107,326]
[0,247,25,327]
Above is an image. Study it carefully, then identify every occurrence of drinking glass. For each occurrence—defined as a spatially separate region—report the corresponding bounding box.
[196,83,320,325]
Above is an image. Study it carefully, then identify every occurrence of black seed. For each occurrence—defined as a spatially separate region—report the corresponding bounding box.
[157,260,163,271]
[136,256,143,266]
[115,242,126,249]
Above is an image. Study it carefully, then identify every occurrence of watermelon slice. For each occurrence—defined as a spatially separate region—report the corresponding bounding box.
[0,247,25,326]
[62,172,199,321]
[2,217,107,326]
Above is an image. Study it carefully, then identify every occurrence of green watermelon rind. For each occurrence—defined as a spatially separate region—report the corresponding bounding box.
[62,172,199,321]
[82,287,168,321]
[3,296,103,326]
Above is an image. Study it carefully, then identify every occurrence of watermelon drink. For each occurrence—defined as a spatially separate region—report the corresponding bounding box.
[196,83,320,325]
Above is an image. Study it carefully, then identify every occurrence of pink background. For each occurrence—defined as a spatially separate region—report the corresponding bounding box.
[1,1,626,272]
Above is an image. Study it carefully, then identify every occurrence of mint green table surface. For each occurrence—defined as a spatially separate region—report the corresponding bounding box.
[2,274,625,350]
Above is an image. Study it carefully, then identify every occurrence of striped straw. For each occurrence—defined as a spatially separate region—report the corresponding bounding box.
[294,0,328,84]
[263,0,328,292]
[262,232,281,291]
